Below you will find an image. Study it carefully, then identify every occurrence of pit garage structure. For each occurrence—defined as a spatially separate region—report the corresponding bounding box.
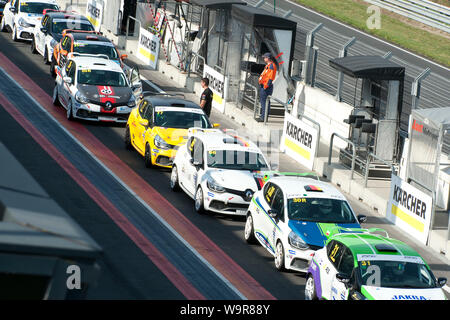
[329,55,405,180]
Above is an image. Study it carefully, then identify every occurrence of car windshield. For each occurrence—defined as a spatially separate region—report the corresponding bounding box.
[287,197,357,223]
[359,260,437,289]
[77,70,128,87]
[74,42,119,59]
[20,2,58,14]
[52,21,93,34]
[154,110,211,129]
[206,150,269,171]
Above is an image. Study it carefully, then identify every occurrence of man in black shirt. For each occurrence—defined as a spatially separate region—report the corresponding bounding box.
[200,78,213,118]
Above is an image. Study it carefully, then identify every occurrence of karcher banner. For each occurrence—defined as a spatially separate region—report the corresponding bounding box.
[86,0,104,32]
[203,64,228,113]
[280,113,318,170]
[387,174,432,245]
[137,28,160,70]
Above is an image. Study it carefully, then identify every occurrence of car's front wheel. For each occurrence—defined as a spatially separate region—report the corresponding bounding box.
[305,274,318,300]
[66,100,74,121]
[44,46,50,64]
[194,186,205,214]
[244,214,257,244]
[11,25,18,41]
[170,165,181,192]
[50,56,57,77]
[0,18,6,32]
[144,143,153,168]
[31,37,37,54]
[52,85,60,106]
[274,241,285,271]
[124,126,132,150]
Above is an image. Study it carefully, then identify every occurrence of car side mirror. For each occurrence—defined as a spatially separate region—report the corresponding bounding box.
[9,7,16,13]
[438,277,447,287]
[139,119,149,127]
[190,158,201,169]
[336,273,351,284]
[212,123,220,128]
[40,27,48,34]
[60,49,68,56]
[120,54,128,60]
[132,83,142,90]
[357,215,367,224]
[268,209,279,219]
[63,76,72,84]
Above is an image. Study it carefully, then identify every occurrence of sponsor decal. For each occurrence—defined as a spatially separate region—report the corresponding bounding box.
[392,295,427,300]
[85,0,103,31]
[207,192,214,198]
[387,175,432,245]
[280,113,318,170]
[288,250,296,255]
[255,230,274,254]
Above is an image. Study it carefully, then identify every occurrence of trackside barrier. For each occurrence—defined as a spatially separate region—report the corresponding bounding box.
[298,113,321,165]
[186,52,206,77]
[265,95,290,125]
[328,133,357,180]
[125,16,141,39]
[363,152,397,187]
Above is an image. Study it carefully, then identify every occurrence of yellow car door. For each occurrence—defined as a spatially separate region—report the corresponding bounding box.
[131,100,151,155]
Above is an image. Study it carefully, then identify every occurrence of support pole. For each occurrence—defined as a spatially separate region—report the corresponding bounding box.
[335,37,356,102]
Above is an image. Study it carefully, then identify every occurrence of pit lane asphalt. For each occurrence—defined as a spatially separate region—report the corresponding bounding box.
[0,32,308,299]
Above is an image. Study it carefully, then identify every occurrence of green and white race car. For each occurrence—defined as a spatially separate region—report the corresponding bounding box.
[305,228,447,300]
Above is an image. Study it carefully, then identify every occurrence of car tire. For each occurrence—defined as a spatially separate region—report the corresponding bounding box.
[66,100,74,121]
[52,85,61,106]
[50,56,56,77]
[244,214,257,244]
[170,165,181,192]
[124,126,132,150]
[305,274,318,300]
[274,241,285,271]
[1,19,7,32]
[194,186,205,214]
[144,143,153,168]
[12,25,18,41]
[31,37,37,54]
[44,46,49,64]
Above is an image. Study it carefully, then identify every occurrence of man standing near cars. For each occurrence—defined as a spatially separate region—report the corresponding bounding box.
[200,77,213,118]
[257,52,277,122]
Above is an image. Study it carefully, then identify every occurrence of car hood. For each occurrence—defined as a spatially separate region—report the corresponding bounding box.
[77,84,132,106]
[207,169,262,192]
[288,220,361,248]
[361,286,446,300]
[18,13,42,24]
[152,127,188,146]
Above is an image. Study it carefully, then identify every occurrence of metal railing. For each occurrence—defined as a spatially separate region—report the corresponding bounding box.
[328,133,357,180]
[363,152,397,187]
[125,16,141,41]
[364,0,450,33]
[187,51,206,77]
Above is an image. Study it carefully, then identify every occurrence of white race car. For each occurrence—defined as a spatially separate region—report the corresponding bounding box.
[1,0,58,41]
[31,10,94,64]
[244,175,366,273]
[53,54,142,123]
[170,129,271,216]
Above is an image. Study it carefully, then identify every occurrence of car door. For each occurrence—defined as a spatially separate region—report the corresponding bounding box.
[128,67,142,99]
[132,99,150,154]
[3,0,13,28]
[59,35,71,66]
[268,186,285,253]
[253,182,277,253]
[330,246,354,300]
[60,59,76,107]
[185,137,204,196]
[321,240,345,300]
[36,14,49,54]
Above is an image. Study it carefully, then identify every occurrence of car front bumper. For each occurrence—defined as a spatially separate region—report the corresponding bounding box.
[284,245,317,273]
[17,25,34,40]
[203,189,250,216]
[72,101,132,123]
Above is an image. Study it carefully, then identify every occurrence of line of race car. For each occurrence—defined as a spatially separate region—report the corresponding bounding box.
[0,0,448,300]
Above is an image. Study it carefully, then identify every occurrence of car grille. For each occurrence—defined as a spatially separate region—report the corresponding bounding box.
[156,155,172,166]
[209,200,249,212]
[290,258,309,271]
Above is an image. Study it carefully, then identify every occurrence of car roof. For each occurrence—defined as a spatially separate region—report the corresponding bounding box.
[21,0,57,3]
[71,33,111,43]
[144,96,202,109]
[267,176,347,200]
[69,56,123,72]
[190,129,262,153]
[331,232,421,259]
[46,12,88,20]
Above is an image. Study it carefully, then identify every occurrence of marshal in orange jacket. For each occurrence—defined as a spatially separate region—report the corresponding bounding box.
[258,62,277,89]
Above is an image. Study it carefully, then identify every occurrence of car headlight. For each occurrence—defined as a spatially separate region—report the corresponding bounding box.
[154,134,171,150]
[288,231,309,250]
[206,177,225,193]
[127,96,136,107]
[18,17,32,28]
[75,91,89,104]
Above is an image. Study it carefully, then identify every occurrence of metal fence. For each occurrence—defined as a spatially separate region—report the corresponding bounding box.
[245,0,450,154]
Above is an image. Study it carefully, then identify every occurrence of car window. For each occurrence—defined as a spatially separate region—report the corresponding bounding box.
[271,187,284,222]
[328,240,344,268]
[65,60,75,80]
[41,15,49,27]
[154,110,211,129]
[138,99,149,118]
[77,69,127,87]
[337,247,354,276]
[192,138,204,166]
[264,183,276,206]
[20,2,58,14]
[73,42,119,59]
[287,197,357,223]
[144,102,153,122]
[206,150,268,171]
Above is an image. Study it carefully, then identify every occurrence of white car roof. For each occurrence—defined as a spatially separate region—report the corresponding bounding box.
[20,0,57,4]
[69,56,123,73]
[267,176,347,201]
[189,129,263,153]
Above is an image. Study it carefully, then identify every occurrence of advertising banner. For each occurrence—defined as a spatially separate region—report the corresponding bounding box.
[137,27,160,70]
[203,64,228,113]
[86,0,104,32]
[387,174,433,245]
[280,112,318,170]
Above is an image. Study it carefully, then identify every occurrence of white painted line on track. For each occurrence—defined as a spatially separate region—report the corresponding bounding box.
[0,67,248,300]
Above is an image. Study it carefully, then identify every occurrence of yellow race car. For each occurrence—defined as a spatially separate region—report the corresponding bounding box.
[125,94,218,168]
